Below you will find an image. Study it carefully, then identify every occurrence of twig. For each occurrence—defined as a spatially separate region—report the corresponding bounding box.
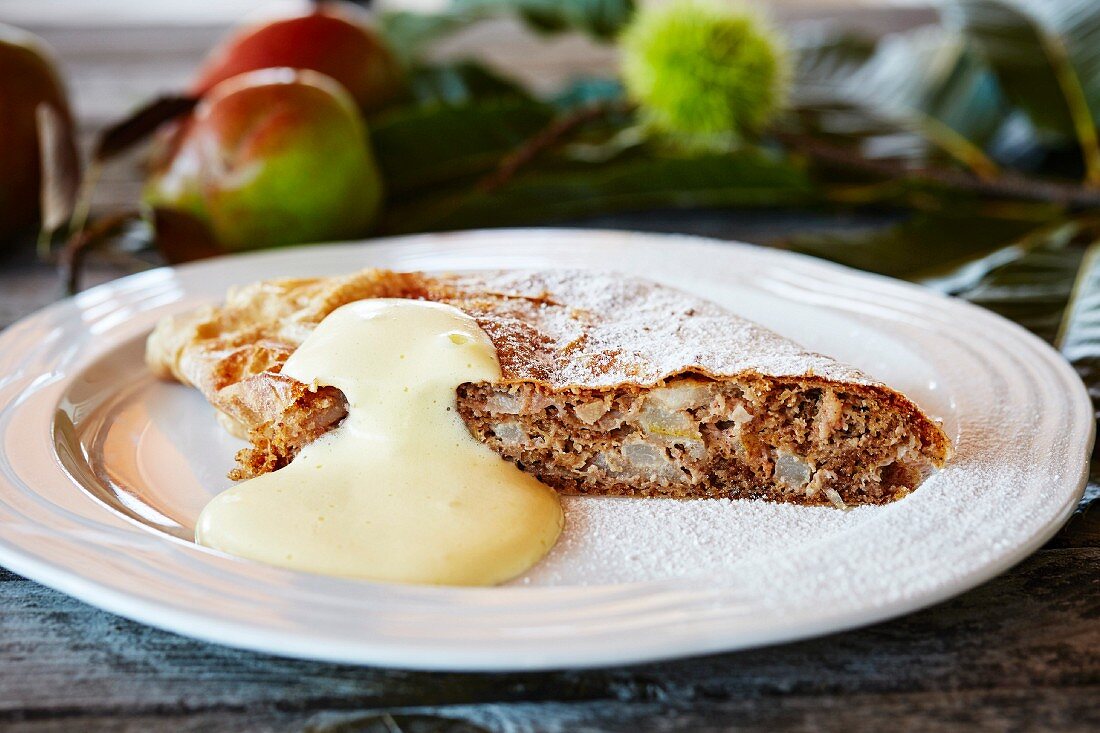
[774,131,1100,209]
[63,95,198,256]
[58,209,142,295]
[67,159,102,243]
[476,102,630,193]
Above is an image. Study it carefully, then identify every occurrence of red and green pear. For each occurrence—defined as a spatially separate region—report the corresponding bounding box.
[145,68,383,253]
[0,23,77,244]
[190,2,404,114]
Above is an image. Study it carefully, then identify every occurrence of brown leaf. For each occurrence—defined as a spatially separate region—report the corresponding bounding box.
[94,95,198,162]
[36,102,80,236]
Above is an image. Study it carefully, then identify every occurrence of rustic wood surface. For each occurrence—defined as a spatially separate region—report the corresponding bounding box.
[0,16,1097,733]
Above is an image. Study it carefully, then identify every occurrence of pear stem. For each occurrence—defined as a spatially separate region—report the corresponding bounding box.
[92,95,197,162]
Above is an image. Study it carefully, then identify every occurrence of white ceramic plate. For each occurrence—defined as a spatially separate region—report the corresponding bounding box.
[0,229,1090,670]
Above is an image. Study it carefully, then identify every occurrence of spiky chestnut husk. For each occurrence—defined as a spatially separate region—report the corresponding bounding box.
[620,0,788,147]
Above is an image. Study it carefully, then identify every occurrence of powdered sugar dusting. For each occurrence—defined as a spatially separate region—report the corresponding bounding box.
[446,269,884,389]
[484,254,1086,609]
[516,495,861,585]
[508,316,1081,615]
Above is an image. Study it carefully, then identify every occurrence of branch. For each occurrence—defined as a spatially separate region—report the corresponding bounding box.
[476,102,630,193]
[775,131,1100,209]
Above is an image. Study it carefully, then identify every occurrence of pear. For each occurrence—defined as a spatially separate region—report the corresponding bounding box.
[145,68,383,252]
[191,2,403,114]
[0,23,77,244]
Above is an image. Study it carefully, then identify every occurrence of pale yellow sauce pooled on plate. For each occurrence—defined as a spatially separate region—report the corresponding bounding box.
[195,299,564,585]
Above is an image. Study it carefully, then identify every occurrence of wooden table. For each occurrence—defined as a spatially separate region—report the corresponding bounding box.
[1,16,1098,732]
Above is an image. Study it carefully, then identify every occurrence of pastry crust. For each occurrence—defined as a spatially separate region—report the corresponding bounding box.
[147,268,951,505]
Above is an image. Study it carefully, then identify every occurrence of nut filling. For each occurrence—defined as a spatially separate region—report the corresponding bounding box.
[227,375,932,506]
[456,376,932,506]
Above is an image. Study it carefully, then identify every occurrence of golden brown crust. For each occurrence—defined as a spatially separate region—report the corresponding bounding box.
[146,268,951,488]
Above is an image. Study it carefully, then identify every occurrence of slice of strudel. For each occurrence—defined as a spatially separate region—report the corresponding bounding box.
[147,268,951,507]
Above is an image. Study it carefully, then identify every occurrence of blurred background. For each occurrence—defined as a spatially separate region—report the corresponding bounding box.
[1,0,937,220]
[3,0,1100,388]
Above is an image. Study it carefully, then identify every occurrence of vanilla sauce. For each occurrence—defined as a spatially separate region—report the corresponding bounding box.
[196,299,563,585]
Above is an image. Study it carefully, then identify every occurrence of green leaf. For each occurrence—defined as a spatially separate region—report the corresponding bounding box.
[371,100,556,197]
[552,77,626,110]
[780,210,1090,344]
[946,0,1100,181]
[792,27,878,86]
[380,0,635,56]
[453,0,636,39]
[776,206,1054,280]
[404,62,531,107]
[1059,239,1100,365]
[792,25,1007,175]
[943,221,1086,342]
[1048,236,1100,527]
[379,149,813,234]
[1057,241,1100,494]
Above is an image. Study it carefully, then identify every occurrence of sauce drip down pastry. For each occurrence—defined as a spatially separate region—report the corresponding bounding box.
[196,299,563,584]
